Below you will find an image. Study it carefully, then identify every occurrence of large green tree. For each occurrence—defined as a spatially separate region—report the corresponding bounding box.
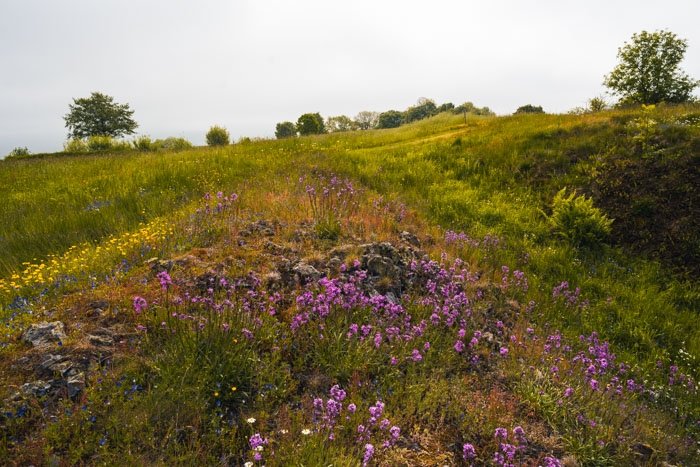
[376,110,403,129]
[296,113,325,136]
[64,92,138,139]
[275,121,297,139]
[604,30,699,105]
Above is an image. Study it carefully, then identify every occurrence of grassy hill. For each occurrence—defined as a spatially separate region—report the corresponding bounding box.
[0,106,698,465]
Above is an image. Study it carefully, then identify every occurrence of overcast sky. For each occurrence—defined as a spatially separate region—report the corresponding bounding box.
[2,0,700,155]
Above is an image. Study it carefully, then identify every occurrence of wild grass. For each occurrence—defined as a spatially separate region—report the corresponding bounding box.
[0,107,698,465]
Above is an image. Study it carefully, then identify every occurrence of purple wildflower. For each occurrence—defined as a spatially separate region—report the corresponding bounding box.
[463,443,476,459]
[133,296,147,313]
[157,271,172,290]
[362,443,375,466]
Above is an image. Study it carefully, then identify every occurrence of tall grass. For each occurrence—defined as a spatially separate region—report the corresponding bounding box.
[0,107,698,465]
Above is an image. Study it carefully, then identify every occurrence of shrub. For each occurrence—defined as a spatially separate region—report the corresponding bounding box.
[549,188,613,248]
[63,138,89,153]
[515,104,545,114]
[86,135,130,152]
[153,137,193,151]
[206,126,230,146]
[132,135,156,152]
[6,146,30,159]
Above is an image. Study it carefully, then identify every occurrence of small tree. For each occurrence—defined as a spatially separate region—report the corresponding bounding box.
[297,113,324,136]
[604,30,700,105]
[64,92,138,139]
[404,98,437,123]
[206,126,230,146]
[588,96,609,112]
[326,115,355,133]
[275,121,297,139]
[436,102,455,113]
[353,111,379,130]
[515,105,545,114]
[376,110,404,129]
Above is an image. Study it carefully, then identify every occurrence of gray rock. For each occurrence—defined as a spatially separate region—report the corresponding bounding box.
[399,231,421,247]
[22,321,66,348]
[293,262,321,284]
[21,380,52,398]
[39,354,68,373]
[66,373,85,398]
[88,333,114,347]
[365,254,396,277]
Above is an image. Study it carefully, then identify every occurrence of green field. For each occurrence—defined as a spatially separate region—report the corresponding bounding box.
[0,106,698,465]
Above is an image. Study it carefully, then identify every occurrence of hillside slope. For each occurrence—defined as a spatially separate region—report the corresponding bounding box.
[0,108,698,465]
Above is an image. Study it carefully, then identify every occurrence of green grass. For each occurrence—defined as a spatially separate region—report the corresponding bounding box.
[0,106,698,465]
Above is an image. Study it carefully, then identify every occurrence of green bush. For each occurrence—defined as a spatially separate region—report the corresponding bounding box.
[63,136,131,153]
[87,135,130,152]
[132,135,156,152]
[515,104,545,114]
[549,188,613,248]
[63,138,89,153]
[206,126,230,146]
[6,147,30,159]
[153,137,193,151]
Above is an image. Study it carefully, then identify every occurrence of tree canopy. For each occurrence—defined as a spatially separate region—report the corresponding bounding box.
[326,116,355,133]
[376,110,403,129]
[604,30,700,105]
[296,113,325,136]
[514,105,545,115]
[275,121,297,139]
[64,92,138,139]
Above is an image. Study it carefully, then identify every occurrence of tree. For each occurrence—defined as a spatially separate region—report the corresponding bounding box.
[275,121,297,139]
[353,111,379,130]
[64,92,138,139]
[376,110,404,129]
[404,98,437,123]
[206,125,230,146]
[326,115,355,133]
[604,30,700,105]
[514,105,545,114]
[436,102,455,113]
[297,113,325,136]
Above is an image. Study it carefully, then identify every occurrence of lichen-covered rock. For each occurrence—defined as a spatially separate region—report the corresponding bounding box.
[21,321,66,348]
[293,262,321,284]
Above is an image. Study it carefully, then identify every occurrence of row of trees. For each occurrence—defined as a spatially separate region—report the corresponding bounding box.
[274,99,495,139]
[40,29,698,152]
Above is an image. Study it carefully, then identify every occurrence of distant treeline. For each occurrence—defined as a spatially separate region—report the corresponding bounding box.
[275,98,494,138]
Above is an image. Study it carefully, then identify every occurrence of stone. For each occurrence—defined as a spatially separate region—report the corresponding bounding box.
[365,254,395,277]
[21,380,52,398]
[293,262,321,284]
[88,300,109,310]
[21,321,66,348]
[66,373,85,398]
[88,333,114,347]
[400,231,421,247]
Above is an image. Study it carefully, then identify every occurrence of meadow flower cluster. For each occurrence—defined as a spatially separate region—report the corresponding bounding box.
[0,218,175,345]
[301,171,361,238]
[462,426,562,467]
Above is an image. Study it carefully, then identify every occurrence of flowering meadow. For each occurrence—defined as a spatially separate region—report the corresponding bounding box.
[0,107,698,465]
